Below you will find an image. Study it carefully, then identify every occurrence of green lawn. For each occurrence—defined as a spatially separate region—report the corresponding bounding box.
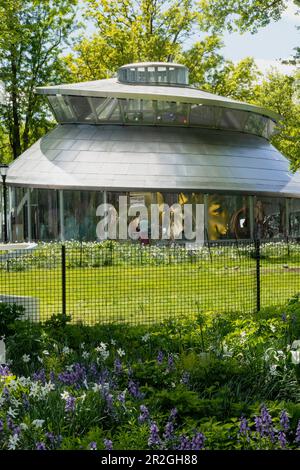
[0,241,299,324]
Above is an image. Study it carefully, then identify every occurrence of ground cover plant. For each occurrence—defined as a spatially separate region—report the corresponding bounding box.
[0,241,300,323]
[1,294,300,450]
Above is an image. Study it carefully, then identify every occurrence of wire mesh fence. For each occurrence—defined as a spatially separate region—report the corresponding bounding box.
[0,239,299,325]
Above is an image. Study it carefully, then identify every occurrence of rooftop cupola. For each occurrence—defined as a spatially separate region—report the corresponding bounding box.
[117,62,189,86]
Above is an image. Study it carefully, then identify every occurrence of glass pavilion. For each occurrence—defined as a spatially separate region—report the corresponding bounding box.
[4,62,300,242]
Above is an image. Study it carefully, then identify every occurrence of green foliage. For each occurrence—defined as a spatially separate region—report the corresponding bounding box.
[0,0,78,160]
[0,302,24,338]
[197,0,297,34]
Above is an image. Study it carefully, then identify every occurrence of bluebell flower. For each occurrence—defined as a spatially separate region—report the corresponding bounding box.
[295,420,300,445]
[104,439,113,450]
[138,404,150,424]
[278,431,287,449]
[36,442,46,450]
[280,410,290,432]
[148,422,161,447]
[157,351,164,364]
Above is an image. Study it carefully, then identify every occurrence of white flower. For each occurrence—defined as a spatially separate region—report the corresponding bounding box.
[62,346,70,354]
[80,393,86,402]
[291,351,300,365]
[7,407,18,418]
[270,324,276,333]
[141,333,150,343]
[110,339,116,346]
[92,383,102,392]
[32,419,45,428]
[82,351,90,359]
[80,343,85,349]
[43,381,55,393]
[8,433,19,450]
[20,423,28,431]
[117,348,125,357]
[291,340,300,350]
[100,350,109,361]
[37,356,43,363]
[100,342,107,350]
[22,354,30,363]
[42,350,49,356]
[61,391,70,401]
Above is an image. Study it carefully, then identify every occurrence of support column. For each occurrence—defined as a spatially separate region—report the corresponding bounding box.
[27,188,32,241]
[59,190,65,241]
[249,195,254,239]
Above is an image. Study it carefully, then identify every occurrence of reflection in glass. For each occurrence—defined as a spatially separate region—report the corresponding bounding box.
[31,189,59,241]
[289,199,300,238]
[254,197,286,239]
[64,191,103,241]
[207,194,250,240]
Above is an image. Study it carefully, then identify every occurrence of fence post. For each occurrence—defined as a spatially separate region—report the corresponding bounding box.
[255,239,261,312]
[61,244,66,317]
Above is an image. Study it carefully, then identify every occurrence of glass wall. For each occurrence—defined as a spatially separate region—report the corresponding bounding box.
[30,189,59,241]
[8,187,300,243]
[289,199,300,238]
[64,191,104,241]
[254,197,286,239]
[46,95,276,139]
[207,194,250,240]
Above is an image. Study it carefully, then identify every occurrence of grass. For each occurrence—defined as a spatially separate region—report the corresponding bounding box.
[0,241,299,324]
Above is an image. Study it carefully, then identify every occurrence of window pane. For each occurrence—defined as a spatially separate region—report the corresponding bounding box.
[245,114,268,136]
[64,191,104,241]
[190,105,217,127]
[254,197,286,239]
[67,96,94,122]
[207,194,250,240]
[220,109,249,131]
[156,101,188,125]
[31,189,59,241]
[289,199,300,238]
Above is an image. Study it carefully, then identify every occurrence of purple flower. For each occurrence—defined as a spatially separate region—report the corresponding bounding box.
[255,406,273,438]
[0,365,11,376]
[295,420,300,445]
[50,371,56,383]
[157,351,164,364]
[170,408,177,421]
[58,363,86,387]
[114,358,122,373]
[178,435,190,450]
[191,432,205,450]
[0,420,3,432]
[278,431,287,449]
[163,421,174,441]
[281,313,287,322]
[89,441,97,450]
[128,380,141,398]
[280,410,290,432]
[138,405,150,424]
[167,354,174,369]
[239,417,250,439]
[65,396,76,413]
[105,393,113,410]
[104,439,113,450]
[36,442,46,450]
[33,369,46,384]
[148,422,161,447]
[117,391,126,404]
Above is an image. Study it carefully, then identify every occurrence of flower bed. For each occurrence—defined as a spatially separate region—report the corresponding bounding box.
[1,296,300,450]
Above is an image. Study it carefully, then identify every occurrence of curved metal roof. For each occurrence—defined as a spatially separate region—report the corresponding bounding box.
[7,124,300,197]
[36,78,279,122]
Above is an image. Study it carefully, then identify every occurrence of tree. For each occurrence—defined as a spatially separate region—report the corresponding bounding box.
[197,0,300,33]
[65,0,197,81]
[0,0,78,160]
[252,71,300,169]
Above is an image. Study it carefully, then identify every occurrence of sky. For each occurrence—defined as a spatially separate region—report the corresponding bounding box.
[221,1,300,75]
[78,0,299,76]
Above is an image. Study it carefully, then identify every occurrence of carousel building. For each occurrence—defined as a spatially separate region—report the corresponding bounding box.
[4,61,300,242]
